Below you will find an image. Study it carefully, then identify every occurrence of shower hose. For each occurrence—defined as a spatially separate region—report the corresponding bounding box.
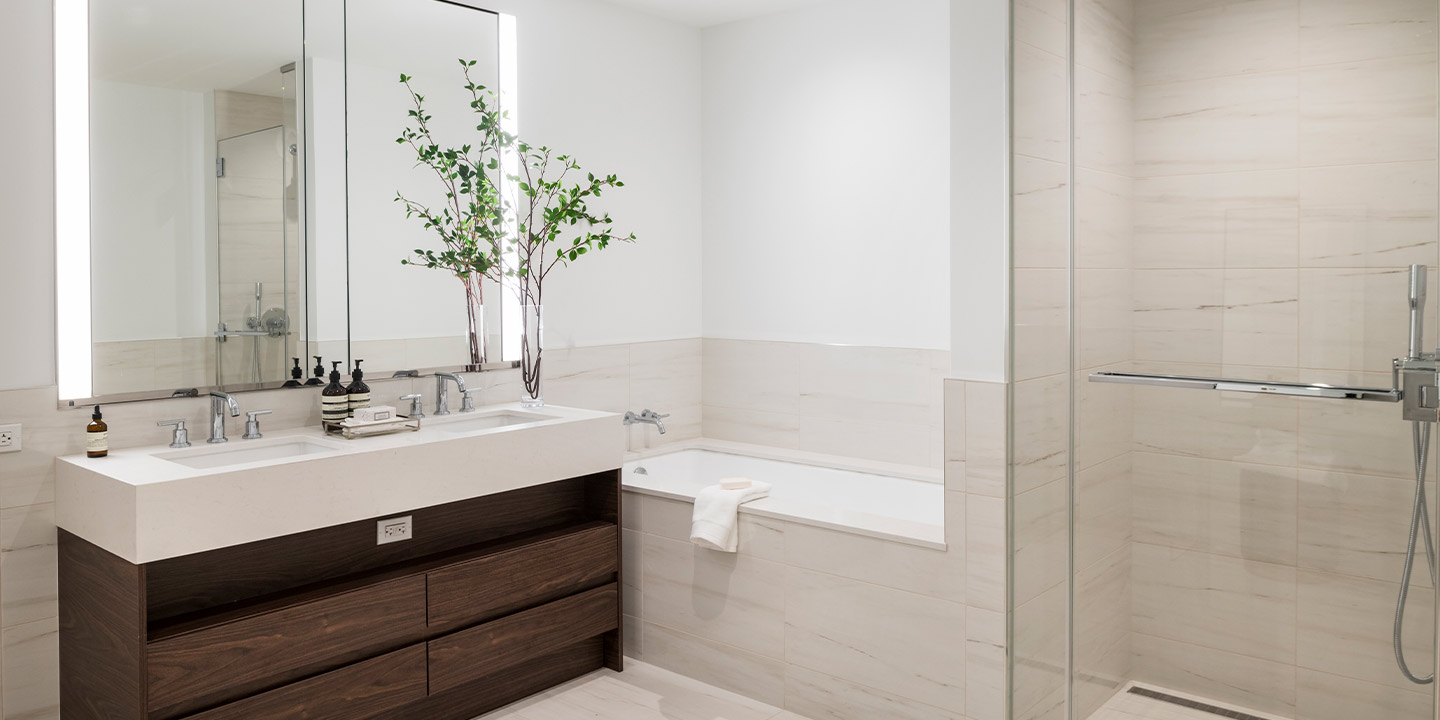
[1395,419,1436,685]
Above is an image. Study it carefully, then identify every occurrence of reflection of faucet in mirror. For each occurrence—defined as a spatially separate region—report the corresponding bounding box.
[208,391,241,444]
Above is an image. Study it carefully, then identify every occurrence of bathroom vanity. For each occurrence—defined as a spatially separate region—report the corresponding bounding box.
[55,405,624,720]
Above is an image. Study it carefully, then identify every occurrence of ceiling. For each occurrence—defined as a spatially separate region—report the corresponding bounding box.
[598,0,838,28]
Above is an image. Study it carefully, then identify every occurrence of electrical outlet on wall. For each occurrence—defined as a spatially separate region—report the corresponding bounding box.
[376,515,412,545]
[0,424,21,454]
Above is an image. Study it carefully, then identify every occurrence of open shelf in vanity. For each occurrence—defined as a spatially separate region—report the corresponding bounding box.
[59,470,623,720]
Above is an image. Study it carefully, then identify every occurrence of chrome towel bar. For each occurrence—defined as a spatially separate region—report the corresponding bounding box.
[1088,371,1402,403]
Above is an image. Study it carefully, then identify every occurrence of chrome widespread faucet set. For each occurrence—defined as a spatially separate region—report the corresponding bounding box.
[154,372,483,449]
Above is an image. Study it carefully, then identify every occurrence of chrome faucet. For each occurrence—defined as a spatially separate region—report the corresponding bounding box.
[623,409,670,435]
[208,391,240,444]
[434,372,474,416]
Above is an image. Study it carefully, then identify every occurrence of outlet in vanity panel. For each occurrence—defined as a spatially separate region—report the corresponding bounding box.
[59,471,623,720]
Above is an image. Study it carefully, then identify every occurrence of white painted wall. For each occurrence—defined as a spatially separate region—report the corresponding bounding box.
[950,0,1009,382]
[481,0,705,349]
[0,0,56,391]
[699,0,952,351]
[89,80,209,342]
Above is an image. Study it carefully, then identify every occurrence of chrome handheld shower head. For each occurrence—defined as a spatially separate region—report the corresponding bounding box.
[1410,265,1428,360]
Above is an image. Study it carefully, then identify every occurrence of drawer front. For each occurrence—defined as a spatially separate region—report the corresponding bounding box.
[148,575,427,719]
[427,523,617,631]
[180,644,427,720]
[428,583,619,695]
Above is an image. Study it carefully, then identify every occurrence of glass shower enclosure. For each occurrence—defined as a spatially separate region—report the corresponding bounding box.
[1009,1,1440,719]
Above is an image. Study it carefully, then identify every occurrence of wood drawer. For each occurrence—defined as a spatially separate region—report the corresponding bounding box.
[426,522,617,631]
[428,583,619,695]
[179,644,427,720]
[148,575,427,719]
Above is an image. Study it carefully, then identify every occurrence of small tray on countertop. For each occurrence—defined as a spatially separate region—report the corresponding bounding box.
[323,414,421,440]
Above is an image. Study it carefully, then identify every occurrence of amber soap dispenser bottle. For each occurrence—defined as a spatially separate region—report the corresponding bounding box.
[322,362,350,425]
[87,405,108,458]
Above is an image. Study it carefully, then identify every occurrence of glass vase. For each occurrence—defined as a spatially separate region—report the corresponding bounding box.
[520,304,543,407]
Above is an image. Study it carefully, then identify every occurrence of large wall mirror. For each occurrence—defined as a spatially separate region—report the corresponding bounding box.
[56,0,514,405]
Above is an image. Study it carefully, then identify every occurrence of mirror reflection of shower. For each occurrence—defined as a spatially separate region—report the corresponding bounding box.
[213,64,299,386]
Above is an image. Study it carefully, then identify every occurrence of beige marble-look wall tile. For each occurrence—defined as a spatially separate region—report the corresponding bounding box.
[1014,41,1071,165]
[1296,569,1434,691]
[1299,0,1437,67]
[1074,545,1131,719]
[1013,479,1067,608]
[1294,667,1433,720]
[797,416,934,468]
[628,339,702,445]
[1135,71,1299,177]
[1298,468,1431,586]
[963,381,1008,498]
[1078,270,1134,371]
[639,534,787,660]
[701,405,800,451]
[1016,0,1069,58]
[701,339,800,414]
[0,504,55,630]
[1133,269,1224,364]
[1013,269,1069,382]
[1133,452,1297,565]
[1221,269,1299,368]
[1075,454,1131,570]
[966,606,1007,720]
[783,665,965,720]
[1012,374,1069,495]
[1136,0,1299,87]
[1014,155,1070,270]
[1077,0,1135,81]
[1299,161,1437,269]
[797,345,942,427]
[1076,65,1135,177]
[966,494,1007,614]
[1131,632,1297,718]
[542,344,631,413]
[1133,543,1297,663]
[634,621,787,708]
[2,617,57,720]
[1133,170,1299,270]
[1077,168,1135,271]
[1299,53,1438,168]
[784,568,966,713]
[1012,582,1067,719]
[1075,366,1132,470]
[1296,376,1424,479]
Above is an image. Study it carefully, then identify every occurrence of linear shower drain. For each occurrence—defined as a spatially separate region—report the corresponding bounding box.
[1126,686,1270,720]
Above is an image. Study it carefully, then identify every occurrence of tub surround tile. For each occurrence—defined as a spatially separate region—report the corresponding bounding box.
[701,339,801,415]
[639,534,787,660]
[634,621,788,708]
[702,406,802,450]
[782,518,963,601]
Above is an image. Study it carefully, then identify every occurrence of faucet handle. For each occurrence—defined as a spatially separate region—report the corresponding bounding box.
[400,394,425,419]
[243,410,272,440]
[460,389,476,413]
[157,419,191,449]
[644,409,670,419]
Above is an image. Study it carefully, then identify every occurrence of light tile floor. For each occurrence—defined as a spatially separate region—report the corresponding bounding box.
[475,660,808,720]
[1088,686,1289,720]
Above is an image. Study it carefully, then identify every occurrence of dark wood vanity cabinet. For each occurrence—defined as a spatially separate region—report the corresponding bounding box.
[59,471,623,720]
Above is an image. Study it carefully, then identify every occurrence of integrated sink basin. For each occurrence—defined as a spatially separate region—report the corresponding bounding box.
[432,410,556,435]
[155,436,347,469]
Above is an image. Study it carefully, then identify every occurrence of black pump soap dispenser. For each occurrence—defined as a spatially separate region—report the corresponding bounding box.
[283,358,304,388]
[321,362,349,425]
[306,356,326,386]
[346,360,370,418]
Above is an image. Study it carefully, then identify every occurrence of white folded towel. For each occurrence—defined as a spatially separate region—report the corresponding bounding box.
[690,478,772,553]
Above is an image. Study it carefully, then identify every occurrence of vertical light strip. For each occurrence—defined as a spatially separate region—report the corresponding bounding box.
[498,12,521,362]
[55,0,92,400]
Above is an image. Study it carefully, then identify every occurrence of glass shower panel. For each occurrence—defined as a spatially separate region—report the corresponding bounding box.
[1011,1,1440,719]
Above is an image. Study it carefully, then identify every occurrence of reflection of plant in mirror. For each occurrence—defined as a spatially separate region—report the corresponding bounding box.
[395,60,636,403]
[395,59,512,366]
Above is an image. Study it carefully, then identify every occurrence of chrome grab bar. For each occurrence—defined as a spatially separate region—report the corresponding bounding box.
[1088,371,1402,403]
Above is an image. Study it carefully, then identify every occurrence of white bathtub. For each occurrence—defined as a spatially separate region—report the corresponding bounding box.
[621,448,946,548]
